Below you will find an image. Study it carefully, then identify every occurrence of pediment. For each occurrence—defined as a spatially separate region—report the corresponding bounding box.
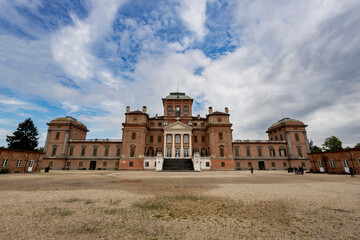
[163,121,193,130]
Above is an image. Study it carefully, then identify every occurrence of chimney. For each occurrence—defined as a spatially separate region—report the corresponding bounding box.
[155,114,158,119]
[225,107,229,114]
[142,106,147,113]
[126,106,130,113]
[208,107,213,114]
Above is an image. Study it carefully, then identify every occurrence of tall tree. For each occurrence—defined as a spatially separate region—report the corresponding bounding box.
[322,136,343,152]
[6,118,39,151]
[354,143,360,149]
[309,139,322,153]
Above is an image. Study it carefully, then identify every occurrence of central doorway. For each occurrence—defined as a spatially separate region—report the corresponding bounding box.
[89,161,97,170]
[258,161,265,170]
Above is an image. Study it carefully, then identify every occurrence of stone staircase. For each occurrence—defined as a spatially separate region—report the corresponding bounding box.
[162,158,194,171]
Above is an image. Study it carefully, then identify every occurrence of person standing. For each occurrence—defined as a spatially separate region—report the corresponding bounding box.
[250,166,253,174]
[349,167,355,178]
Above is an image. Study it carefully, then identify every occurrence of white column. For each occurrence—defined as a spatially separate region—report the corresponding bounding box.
[189,133,192,158]
[172,133,175,158]
[163,133,166,157]
[180,134,184,158]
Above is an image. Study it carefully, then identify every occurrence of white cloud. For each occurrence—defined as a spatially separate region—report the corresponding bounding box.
[176,0,208,41]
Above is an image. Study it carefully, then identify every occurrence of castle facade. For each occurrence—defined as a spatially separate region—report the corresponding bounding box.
[42,92,311,171]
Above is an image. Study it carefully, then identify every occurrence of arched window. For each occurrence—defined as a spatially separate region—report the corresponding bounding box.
[184,107,189,116]
[167,148,172,157]
[175,147,180,157]
[219,146,225,157]
[175,106,181,117]
[130,145,136,157]
[148,147,154,157]
[193,147,199,155]
[167,106,172,116]
[156,147,162,154]
[184,148,189,157]
[201,147,207,157]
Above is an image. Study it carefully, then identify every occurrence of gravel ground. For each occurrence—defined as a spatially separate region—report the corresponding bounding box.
[0,170,359,240]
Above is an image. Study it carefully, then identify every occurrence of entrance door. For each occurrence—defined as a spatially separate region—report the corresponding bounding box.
[28,160,34,172]
[258,161,265,170]
[318,161,324,172]
[89,161,96,170]
[342,160,350,173]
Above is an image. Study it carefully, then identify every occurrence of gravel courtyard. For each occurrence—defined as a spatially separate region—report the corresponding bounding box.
[0,170,359,240]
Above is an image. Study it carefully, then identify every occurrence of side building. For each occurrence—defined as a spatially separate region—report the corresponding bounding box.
[0,147,43,173]
[42,92,311,171]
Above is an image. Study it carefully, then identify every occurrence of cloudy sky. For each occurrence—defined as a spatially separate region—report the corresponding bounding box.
[0,0,359,148]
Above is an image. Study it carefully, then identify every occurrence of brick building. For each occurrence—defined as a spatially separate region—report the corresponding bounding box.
[42,92,311,171]
[0,147,43,173]
[309,149,360,174]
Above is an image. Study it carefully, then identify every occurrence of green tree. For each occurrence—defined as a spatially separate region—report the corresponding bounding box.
[322,136,343,152]
[309,139,322,153]
[6,118,39,151]
[354,143,360,149]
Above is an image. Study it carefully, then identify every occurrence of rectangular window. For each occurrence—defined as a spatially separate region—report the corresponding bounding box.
[257,148,262,157]
[69,147,74,156]
[271,162,275,167]
[269,148,275,157]
[116,147,121,156]
[280,134,283,141]
[206,162,210,167]
[219,133,223,140]
[246,148,251,157]
[79,162,83,167]
[220,148,224,157]
[218,118,222,122]
[184,135,189,143]
[275,136,278,141]
[248,162,252,167]
[150,136,153,142]
[297,147,303,157]
[81,147,86,156]
[129,161,133,167]
[270,136,273,140]
[92,147,97,156]
[237,162,240,167]
[221,162,225,167]
[51,146,57,156]
[193,123,197,127]
[55,132,60,140]
[66,161,71,167]
[176,135,180,143]
[194,136,198,143]
[104,147,109,156]
[167,135,172,143]
[295,133,300,141]
[167,148,172,157]
[235,147,240,157]
[301,162,306,167]
[132,132,136,140]
[145,161,149,167]
[202,136,205,143]
[158,122,162,126]
[158,136,161,143]
[16,159,22,168]
[103,162,107,167]
[283,162,287,167]
[49,161,53,167]
[329,160,335,168]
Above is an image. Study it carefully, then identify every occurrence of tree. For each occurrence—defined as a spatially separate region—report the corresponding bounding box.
[309,139,322,153]
[322,136,343,152]
[354,143,360,149]
[6,118,39,151]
